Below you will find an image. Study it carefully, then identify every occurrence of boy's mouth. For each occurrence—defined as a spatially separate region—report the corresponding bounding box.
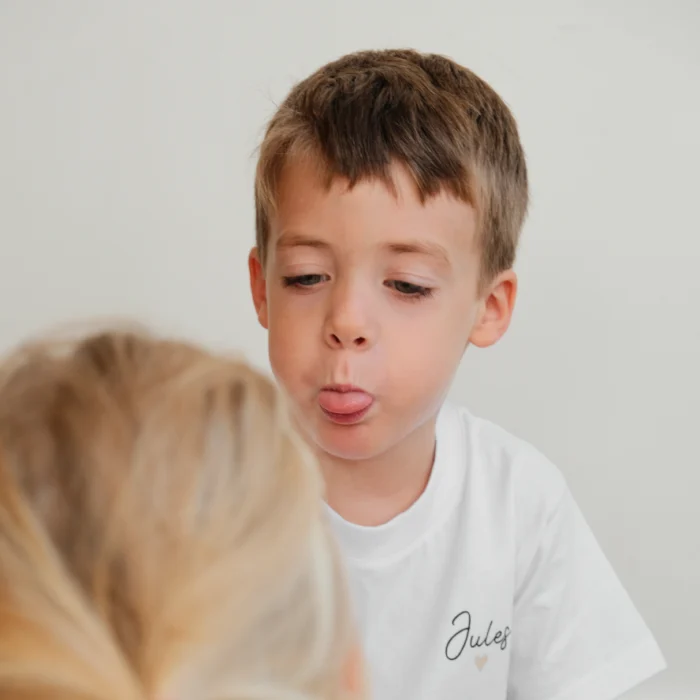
[318,385,374,425]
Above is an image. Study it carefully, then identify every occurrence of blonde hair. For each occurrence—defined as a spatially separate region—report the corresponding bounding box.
[0,328,362,700]
[255,48,528,287]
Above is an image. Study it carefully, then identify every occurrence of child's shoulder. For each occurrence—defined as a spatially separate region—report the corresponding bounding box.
[442,401,568,510]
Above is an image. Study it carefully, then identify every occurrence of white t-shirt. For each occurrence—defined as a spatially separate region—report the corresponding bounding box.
[327,403,666,700]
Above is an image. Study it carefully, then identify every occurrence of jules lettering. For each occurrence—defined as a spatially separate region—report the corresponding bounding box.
[445,610,511,661]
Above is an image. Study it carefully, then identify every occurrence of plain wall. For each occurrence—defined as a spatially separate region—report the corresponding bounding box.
[1,2,698,697]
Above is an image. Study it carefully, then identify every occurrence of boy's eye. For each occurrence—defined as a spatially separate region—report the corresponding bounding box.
[386,280,433,298]
[282,274,327,288]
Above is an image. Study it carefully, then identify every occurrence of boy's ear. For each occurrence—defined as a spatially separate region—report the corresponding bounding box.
[248,247,269,329]
[468,269,517,348]
[342,643,366,697]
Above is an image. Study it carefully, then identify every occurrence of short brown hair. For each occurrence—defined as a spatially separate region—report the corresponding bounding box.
[255,48,528,284]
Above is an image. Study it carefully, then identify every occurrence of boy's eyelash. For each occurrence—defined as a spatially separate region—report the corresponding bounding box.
[282,274,326,288]
[282,275,434,300]
[386,280,434,299]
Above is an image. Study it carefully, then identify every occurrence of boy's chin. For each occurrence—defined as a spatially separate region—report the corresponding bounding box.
[309,424,388,464]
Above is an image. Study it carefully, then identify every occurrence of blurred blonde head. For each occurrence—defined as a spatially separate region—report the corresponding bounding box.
[0,327,362,700]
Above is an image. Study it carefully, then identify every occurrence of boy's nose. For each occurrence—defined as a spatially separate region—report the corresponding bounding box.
[327,330,368,349]
[325,314,371,348]
[324,292,375,350]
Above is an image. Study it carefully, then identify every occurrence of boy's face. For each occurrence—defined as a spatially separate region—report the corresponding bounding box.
[250,159,515,462]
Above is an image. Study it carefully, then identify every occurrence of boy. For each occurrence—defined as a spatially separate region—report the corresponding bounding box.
[248,49,666,700]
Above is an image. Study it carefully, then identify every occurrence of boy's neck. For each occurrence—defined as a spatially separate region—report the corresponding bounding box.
[320,416,438,527]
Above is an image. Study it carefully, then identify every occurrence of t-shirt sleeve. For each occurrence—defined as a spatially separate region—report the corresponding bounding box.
[507,483,666,700]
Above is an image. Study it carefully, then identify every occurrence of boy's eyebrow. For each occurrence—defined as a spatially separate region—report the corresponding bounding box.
[276,233,451,267]
[387,241,451,267]
[275,232,330,251]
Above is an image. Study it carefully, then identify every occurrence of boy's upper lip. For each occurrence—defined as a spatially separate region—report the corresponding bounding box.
[321,383,372,395]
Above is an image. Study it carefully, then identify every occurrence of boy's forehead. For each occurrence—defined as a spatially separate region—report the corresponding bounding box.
[272,157,478,257]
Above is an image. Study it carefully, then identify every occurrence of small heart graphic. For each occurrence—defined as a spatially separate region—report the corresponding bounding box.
[475,655,488,671]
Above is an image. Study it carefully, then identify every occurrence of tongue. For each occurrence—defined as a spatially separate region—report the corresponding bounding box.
[318,390,373,415]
